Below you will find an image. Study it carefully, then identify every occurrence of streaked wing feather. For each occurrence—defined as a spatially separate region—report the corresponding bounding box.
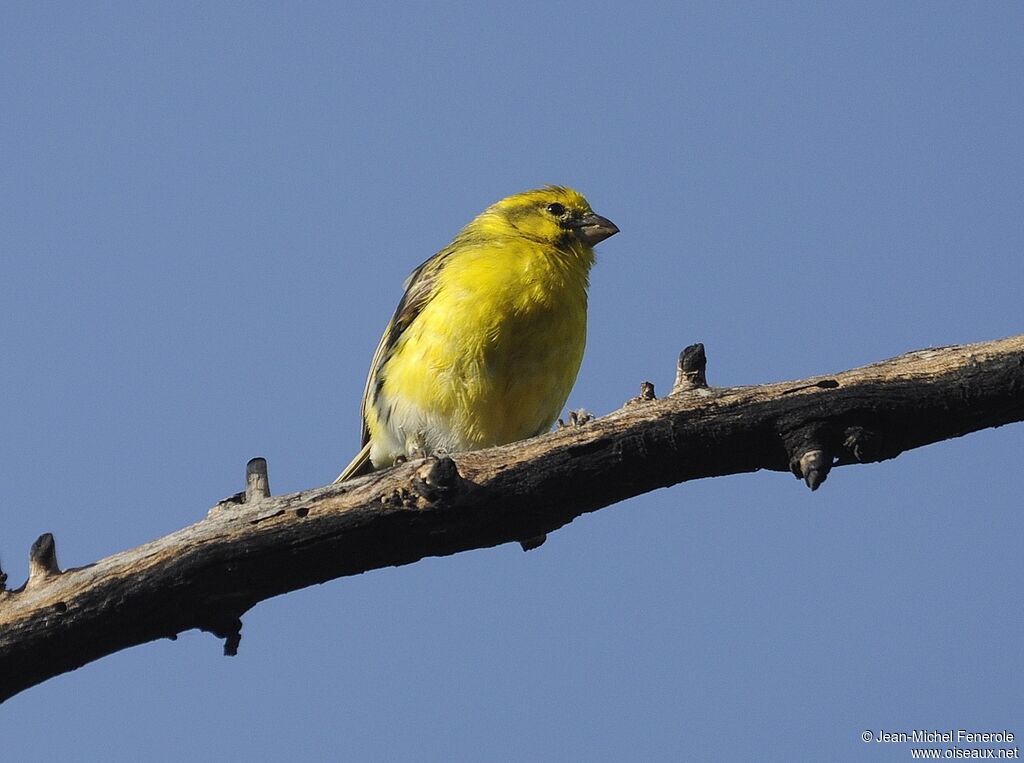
[356,249,452,446]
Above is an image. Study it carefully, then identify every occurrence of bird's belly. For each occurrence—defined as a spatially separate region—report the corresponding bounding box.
[466,312,584,445]
[378,295,586,458]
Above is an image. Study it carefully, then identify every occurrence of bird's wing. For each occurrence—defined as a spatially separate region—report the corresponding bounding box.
[356,248,453,447]
[335,249,454,484]
[334,441,372,483]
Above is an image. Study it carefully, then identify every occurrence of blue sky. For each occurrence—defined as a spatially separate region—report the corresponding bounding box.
[1,2,1021,761]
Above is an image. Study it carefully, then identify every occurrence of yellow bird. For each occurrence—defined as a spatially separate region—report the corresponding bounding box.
[335,186,618,483]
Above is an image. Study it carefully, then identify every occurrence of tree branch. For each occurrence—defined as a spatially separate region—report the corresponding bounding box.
[2,336,1022,702]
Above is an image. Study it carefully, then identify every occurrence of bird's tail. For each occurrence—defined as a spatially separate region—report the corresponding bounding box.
[334,442,374,483]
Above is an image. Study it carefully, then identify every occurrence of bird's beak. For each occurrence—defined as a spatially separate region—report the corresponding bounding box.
[572,213,619,246]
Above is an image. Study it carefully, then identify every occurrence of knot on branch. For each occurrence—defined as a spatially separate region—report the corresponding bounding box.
[625,381,657,406]
[781,424,834,491]
[519,534,547,552]
[212,457,273,516]
[558,409,594,428]
[26,533,62,590]
[245,457,271,502]
[200,615,245,657]
[673,343,708,394]
[841,426,889,464]
[410,456,466,505]
[795,449,831,491]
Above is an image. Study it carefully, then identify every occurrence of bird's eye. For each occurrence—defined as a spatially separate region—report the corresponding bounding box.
[546,203,566,216]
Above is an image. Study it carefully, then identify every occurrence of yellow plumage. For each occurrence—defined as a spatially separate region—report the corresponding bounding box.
[336,186,618,482]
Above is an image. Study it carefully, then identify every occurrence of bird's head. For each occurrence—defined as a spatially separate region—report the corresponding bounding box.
[475,186,619,252]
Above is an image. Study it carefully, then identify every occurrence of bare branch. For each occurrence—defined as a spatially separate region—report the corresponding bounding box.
[1,335,1022,702]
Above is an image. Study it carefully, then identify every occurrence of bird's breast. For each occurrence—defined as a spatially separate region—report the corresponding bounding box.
[378,242,591,453]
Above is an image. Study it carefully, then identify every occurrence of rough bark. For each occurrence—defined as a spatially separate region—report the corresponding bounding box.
[1,336,1022,702]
